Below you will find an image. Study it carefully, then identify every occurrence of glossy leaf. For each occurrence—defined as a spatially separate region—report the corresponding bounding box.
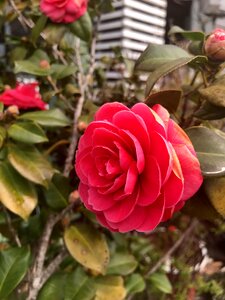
[195,101,225,120]
[38,273,66,300]
[204,177,225,217]
[186,126,225,176]
[95,276,126,300]
[135,44,192,72]
[148,273,172,294]
[168,26,205,41]
[125,273,146,295]
[8,121,48,144]
[15,60,50,76]
[0,162,37,219]
[65,268,95,300]
[44,174,71,210]
[145,89,182,113]
[64,224,110,275]
[145,56,207,96]
[0,247,30,299]
[107,252,138,276]
[51,64,76,80]
[8,144,55,187]
[69,12,92,42]
[19,109,70,127]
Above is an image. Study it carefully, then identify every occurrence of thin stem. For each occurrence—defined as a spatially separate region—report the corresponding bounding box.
[146,219,198,276]
[3,208,21,247]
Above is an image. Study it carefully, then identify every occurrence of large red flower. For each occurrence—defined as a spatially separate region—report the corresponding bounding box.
[0,82,47,110]
[40,0,87,23]
[75,102,203,232]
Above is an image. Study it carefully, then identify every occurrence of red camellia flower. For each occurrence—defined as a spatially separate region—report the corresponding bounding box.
[204,28,225,61]
[40,0,87,24]
[75,102,203,232]
[0,82,47,110]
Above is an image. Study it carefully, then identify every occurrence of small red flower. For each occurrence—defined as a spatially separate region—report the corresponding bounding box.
[204,28,225,61]
[40,0,88,24]
[75,102,203,233]
[0,82,47,110]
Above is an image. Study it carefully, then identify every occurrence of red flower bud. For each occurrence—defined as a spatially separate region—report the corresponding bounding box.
[204,28,225,61]
[39,60,50,69]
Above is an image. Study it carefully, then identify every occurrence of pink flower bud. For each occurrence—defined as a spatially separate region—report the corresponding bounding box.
[204,28,225,61]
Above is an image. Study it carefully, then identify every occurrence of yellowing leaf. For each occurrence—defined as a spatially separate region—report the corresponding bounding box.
[95,276,126,300]
[0,162,37,219]
[8,144,55,187]
[204,177,225,217]
[64,224,110,275]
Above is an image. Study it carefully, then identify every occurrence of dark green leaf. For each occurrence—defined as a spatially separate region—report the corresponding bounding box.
[8,144,55,187]
[107,252,138,276]
[135,44,192,72]
[64,223,110,274]
[195,101,225,120]
[0,161,37,219]
[38,273,66,300]
[44,174,71,210]
[125,274,146,295]
[19,109,70,127]
[31,15,48,44]
[186,126,225,176]
[148,273,172,294]
[0,247,30,299]
[168,26,205,41]
[50,64,76,80]
[65,268,95,300]
[145,89,182,113]
[145,56,207,96]
[8,121,48,144]
[69,12,92,42]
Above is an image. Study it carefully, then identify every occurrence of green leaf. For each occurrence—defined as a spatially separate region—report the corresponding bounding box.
[0,247,30,299]
[145,89,182,113]
[50,64,76,80]
[145,56,207,96]
[38,273,66,300]
[64,224,110,275]
[44,174,71,210]
[69,12,92,42]
[107,252,138,276]
[125,273,146,295]
[95,276,127,300]
[195,101,225,120]
[0,126,6,148]
[8,121,48,144]
[204,177,225,217]
[168,26,205,41]
[135,44,192,72]
[29,49,50,64]
[31,15,48,44]
[14,60,50,76]
[65,268,95,300]
[19,109,70,127]
[186,126,225,177]
[8,144,55,187]
[148,273,172,294]
[0,162,37,219]
[0,102,4,113]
